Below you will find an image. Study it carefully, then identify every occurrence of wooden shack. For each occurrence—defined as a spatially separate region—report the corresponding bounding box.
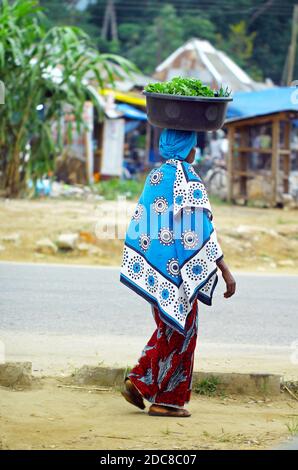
[225,88,298,207]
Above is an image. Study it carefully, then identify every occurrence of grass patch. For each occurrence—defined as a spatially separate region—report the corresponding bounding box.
[194,375,220,397]
[208,195,231,207]
[93,180,231,205]
[123,365,132,380]
[93,178,144,200]
[283,381,298,395]
[286,419,298,436]
[277,217,289,225]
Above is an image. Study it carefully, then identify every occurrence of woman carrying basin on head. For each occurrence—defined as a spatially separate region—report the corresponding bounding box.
[120,128,236,418]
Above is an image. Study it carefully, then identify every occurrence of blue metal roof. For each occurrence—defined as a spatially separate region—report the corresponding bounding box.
[226,86,298,121]
[116,103,147,121]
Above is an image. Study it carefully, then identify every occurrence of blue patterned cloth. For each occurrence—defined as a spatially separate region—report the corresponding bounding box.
[159,129,197,161]
[120,134,223,335]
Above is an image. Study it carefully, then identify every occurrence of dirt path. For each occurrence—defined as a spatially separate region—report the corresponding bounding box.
[0,198,297,272]
[0,378,297,450]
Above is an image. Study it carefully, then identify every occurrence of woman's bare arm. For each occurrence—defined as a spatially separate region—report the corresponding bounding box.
[216,257,236,298]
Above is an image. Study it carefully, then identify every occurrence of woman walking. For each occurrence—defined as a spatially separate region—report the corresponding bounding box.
[120,129,236,417]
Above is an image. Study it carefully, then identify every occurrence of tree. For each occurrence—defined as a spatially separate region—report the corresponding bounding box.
[250,0,296,83]
[37,0,298,84]
[202,0,297,83]
[0,0,135,197]
[39,0,83,27]
[218,20,263,80]
[125,4,184,74]
[225,21,256,67]
[181,14,216,43]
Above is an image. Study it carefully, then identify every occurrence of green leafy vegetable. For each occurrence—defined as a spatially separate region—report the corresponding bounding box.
[144,77,231,98]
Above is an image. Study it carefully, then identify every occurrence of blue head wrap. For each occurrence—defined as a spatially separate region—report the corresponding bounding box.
[159,128,197,161]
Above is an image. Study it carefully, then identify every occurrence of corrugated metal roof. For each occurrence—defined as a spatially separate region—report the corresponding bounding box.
[226,87,298,122]
[156,38,267,93]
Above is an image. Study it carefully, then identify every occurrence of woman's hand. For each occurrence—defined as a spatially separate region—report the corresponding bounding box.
[221,268,236,298]
[216,258,236,298]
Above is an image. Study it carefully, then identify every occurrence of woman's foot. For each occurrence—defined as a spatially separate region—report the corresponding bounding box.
[148,404,191,417]
[121,378,146,410]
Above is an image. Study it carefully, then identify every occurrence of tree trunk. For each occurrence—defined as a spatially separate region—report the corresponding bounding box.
[4,145,21,197]
[3,91,35,197]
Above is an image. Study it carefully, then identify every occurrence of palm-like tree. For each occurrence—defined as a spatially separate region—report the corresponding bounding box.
[0,0,136,196]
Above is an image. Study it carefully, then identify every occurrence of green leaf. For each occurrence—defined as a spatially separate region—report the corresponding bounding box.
[145,77,232,97]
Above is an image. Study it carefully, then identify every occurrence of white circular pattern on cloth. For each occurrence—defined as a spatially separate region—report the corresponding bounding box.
[188,182,208,205]
[153,196,168,214]
[173,297,189,322]
[206,240,219,262]
[173,167,184,186]
[139,233,151,252]
[121,247,129,267]
[128,255,144,280]
[174,175,183,189]
[167,258,180,277]
[150,169,163,186]
[174,189,187,207]
[159,281,175,307]
[158,227,174,246]
[186,258,208,281]
[201,276,214,294]
[183,281,192,297]
[145,268,158,294]
[132,203,144,221]
[181,230,199,250]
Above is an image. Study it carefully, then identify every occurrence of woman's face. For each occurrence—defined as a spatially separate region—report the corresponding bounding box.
[186,147,196,164]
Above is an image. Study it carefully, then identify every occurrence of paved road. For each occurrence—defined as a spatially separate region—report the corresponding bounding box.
[276,437,298,450]
[0,261,297,347]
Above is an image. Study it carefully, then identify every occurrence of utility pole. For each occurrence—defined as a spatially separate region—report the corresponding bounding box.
[102,0,118,42]
[285,4,298,85]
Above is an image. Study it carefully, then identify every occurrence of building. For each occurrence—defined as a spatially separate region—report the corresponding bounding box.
[154,38,270,93]
[225,87,298,207]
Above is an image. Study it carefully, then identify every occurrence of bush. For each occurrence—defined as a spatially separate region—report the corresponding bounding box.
[94,178,144,200]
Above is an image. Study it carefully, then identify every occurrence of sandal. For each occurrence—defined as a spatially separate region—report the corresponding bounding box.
[148,404,191,417]
[121,378,146,410]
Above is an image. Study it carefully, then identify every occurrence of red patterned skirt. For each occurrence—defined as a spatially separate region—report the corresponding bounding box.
[128,301,198,408]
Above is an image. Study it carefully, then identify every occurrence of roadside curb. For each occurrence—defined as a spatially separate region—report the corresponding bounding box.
[0,362,32,388]
[193,371,281,396]
[0,362,283,396]
[70,365,282,397]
